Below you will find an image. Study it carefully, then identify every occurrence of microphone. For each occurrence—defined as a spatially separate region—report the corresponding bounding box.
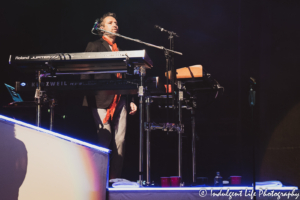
[154,25,179,37]
[92,18,100,32]
[154,25,164,31]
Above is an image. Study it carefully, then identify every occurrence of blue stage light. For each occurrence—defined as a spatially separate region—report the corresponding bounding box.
[0,115,111,153]
[21,82,26,86]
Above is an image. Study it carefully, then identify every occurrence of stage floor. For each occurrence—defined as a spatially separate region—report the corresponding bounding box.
[108,187,299,200]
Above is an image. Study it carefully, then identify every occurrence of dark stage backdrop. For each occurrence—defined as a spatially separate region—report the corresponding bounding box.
[1,0,300,186]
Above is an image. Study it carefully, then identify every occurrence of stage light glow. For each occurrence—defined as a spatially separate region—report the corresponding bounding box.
[108,186,298,191]
[21,82,26,86]
[0,115,111,153]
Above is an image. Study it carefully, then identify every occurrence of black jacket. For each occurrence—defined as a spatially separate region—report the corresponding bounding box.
[82,38,116,108]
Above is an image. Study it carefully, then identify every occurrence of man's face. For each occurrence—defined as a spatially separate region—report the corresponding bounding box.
[101,16,118,36]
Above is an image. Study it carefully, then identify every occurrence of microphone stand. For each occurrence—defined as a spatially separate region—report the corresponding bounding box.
[96,28,182,186]
[157,27,184,182]
[164,30,183,181]
[249,77,256,199]
[165,31,176,127]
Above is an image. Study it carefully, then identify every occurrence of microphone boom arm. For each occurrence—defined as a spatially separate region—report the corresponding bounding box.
[97,28,183,55]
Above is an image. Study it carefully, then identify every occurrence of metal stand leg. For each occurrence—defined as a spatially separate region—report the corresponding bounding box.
[36,70,42,127]
[178,82,183,181]
[50,99,55,131]
[191,107,196,183]
[146,97,151,185]
[138,67,146,186]
[178,129,182,179]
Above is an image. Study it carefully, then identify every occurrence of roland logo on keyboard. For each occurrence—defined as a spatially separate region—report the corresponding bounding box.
[15,56,30,60]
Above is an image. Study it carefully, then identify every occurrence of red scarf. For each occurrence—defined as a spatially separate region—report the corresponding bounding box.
[102,36,122,124]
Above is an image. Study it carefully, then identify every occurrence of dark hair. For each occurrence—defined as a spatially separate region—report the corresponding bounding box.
[97,12,117,36]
